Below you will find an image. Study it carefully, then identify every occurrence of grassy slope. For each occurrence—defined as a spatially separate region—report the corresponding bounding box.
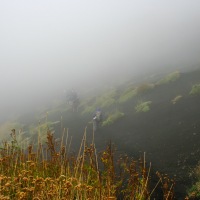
[1,67,200,198]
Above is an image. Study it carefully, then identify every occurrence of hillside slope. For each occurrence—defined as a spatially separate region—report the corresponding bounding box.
[1,67,200,198]
[68,68,200,198]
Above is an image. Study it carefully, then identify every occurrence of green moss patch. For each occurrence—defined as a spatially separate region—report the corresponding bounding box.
[171,95,182,104]
[135,101,152,113]
[156,71,180,85]
[102,111,125,127]
[118,89,137,104]
[190,84,200,95]
[136,83,155,94]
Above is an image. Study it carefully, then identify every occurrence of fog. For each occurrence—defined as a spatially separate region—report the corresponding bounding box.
[0,0,200,120]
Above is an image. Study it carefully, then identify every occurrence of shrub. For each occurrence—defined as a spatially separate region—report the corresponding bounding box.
[95,90,119,109]
[102,111,125,127]
[103,88,120,99]
[118,89,137,104]
[188,163,200,198]
[171,95,182,104]
[188,184,200,199]
[156,71,180,85]
[136,83,155,94]
[101,97,116,108]
[81,90,118,115]
[135,101,152,113]
[81,105,95,115]
[79,96,96,108]
[190,84,200,95]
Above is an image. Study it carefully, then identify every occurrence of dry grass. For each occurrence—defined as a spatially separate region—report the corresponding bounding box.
[0,129,175,199]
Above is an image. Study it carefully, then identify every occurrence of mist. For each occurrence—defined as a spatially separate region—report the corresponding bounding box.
[1,0,200,120]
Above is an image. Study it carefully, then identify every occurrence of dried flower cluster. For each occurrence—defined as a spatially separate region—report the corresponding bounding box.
[0,129,175,199]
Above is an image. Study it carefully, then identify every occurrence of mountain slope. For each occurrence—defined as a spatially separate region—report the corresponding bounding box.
[1,67,200,198]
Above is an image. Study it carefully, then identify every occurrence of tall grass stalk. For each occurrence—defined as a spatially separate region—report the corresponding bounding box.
[0,129,175,199]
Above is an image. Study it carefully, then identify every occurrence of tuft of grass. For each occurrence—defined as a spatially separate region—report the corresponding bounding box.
[189,84,200,95]
[94,90,119,109]
[171,95,182,104]
[156,71,180,85]
[102,111,125,127]
[117,82,154,104]
[118,88,137,104]
[0,122,23,140]
[187,163,200,199]
[0,129,175,199]
[81,90,119,115]
[81,105,96,115]
[136,83,155,94]
[100,97,116,108]
[135,101,152,113]
[102,88,120,100]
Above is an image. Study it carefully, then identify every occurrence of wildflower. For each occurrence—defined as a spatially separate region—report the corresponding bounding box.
[106,197,116,200]
[22,177,28,182]
[65,181,72,188]
[5,182,11,187]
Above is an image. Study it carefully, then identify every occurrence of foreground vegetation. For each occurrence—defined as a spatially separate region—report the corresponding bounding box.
[0,69,200,199]
[0,129,175,199]
[188,163,200,199]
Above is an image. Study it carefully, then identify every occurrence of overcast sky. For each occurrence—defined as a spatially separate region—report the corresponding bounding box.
[0,0,200,118]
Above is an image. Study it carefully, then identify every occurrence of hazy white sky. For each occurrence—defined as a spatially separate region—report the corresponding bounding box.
[0,0,200,118]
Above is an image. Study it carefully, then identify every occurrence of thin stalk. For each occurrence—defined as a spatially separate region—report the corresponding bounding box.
[79,129,87,181]
[148,178,161,199]
[75,132,85,178]
[166,183,174,200]
[139,162,151,200]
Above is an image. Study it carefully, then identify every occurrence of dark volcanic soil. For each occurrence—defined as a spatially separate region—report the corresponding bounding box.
[56,70,200,199]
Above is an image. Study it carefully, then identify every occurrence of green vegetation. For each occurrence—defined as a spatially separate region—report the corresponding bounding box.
[118,88,137,104]
[171,95,182,104]
[0,130,175,199]
[99,90,119,107]
[190,84,200,95]
[28,120,59,143]
[103,88,120,100]
[100,97,116,108]
[81,90,118,115]
[102,111,125,127]
[156,71,180,85]
[0,121,23,140]
[136,83,155,94]
[79,70,182,118]
[1,68,199,199]
[117,82,155,105]
[188,163,200,199]
[93,94,116,110]
[81,105,95,115]
[135,101,152,113]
